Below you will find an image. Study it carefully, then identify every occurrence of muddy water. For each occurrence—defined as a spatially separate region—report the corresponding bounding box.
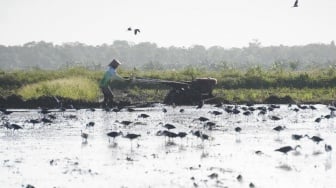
[0,104,335,188]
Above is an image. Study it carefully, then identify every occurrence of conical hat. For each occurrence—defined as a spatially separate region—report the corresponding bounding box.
[108,59,121,67]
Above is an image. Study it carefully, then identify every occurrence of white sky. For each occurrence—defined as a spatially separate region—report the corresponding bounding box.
[0,0,335,48]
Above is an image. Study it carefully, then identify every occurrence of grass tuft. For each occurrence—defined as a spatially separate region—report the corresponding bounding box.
[18,77,100,101]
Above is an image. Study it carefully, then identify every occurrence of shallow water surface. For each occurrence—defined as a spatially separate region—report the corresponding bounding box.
[0,104,335,187]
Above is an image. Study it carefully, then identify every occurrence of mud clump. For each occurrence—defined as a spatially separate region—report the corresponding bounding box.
[0,95,99,109]
[264,95,295,104]
[0,95,137,109]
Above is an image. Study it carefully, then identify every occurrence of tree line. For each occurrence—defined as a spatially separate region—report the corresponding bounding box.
[0,40,336,71]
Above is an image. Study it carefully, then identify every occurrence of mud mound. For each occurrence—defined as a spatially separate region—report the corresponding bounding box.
[0,95,100,109]
[0,95,137,109]
[264,95,295,104]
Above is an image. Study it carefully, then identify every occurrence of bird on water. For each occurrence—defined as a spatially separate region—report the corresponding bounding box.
[325,144,332,152]
[275,145,301,155]
[138,113,150,118]
[305,135,324,144]
[107,131,123,143]
[273,125,286,132]
[123,133,141,148]
[81,130,88,142]
[86,121,95,128]
[194,116,209,122]
[163,123,176,130]
[291,134,303,141]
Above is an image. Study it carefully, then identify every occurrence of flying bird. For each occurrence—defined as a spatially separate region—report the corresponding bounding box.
[293,0,298,7]
[134,28,140,35]
[127,27,132,31]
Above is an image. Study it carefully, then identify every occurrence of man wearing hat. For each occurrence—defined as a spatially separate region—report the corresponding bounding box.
[99,59,125,107]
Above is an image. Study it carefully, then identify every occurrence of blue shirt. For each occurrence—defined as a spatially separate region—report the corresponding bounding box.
[99,67,123,87]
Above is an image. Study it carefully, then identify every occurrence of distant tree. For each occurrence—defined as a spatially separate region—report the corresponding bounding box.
[289,61,300,71]
[142,61,164,70]
[1,40,336,71]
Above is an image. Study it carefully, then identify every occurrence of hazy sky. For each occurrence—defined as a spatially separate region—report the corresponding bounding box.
[0,0,335,48]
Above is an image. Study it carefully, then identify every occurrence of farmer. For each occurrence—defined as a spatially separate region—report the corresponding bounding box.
[99,59,126,107]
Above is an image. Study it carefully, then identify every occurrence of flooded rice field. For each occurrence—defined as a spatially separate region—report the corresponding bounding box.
[1,104,335,188]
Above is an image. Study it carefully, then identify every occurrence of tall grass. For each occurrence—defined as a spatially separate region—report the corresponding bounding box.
[1,66,336,103]
[18,77,100,101]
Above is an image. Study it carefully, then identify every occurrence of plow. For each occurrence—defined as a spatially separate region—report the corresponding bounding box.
[131,77,217,105]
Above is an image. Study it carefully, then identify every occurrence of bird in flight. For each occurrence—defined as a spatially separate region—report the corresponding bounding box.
[127,27,132,31]
[134,28,140,35]
[293,0,298,7]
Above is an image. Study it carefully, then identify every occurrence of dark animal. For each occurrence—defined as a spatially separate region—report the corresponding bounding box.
[25,184,35,188]
[325,144,332,152]
[293,0,298,7]
[270,115,281,121]
[292,108,300,112]
[191,130,209,141]
[194,117,209,122]
[205,121,216,130]
[315,117,322,123]
[127,108,135,112]
[10,123,23,131]
[107,131,123,143]
[275,145,301,154]
[161,130,178,139]
[123,133,141,148]
[81,130,88,142]
[28,119,41,125]
[112,108,121,113]
[208,173,218,179]
[249,182,255,188]
[177,132,187,138]
[305,135,323,144]
[233,108,240,115]
[121,121,132,126]
[138,113,150,118]
[235,127,242,133]
[273,126,286,132]
[164,123,176,130]
[309,105,317,110]
[134,28,140,35]
[48,114,56,120]
[86,121,95,128]
[209,111,222,116]
[243,111,252,116]
[236,174,243,182]
[123,133,141,140]
[291,134,303,141]
[41,118,52,123]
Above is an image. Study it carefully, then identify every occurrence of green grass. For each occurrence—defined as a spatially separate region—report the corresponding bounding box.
[213,88,336,103]
[17,77,100,101]
[1,67,336,103]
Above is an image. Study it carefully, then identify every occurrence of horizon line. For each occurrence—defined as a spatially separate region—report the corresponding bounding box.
[1,40,335,49]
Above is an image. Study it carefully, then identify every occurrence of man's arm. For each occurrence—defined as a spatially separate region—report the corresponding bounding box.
[114,72,126,80]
